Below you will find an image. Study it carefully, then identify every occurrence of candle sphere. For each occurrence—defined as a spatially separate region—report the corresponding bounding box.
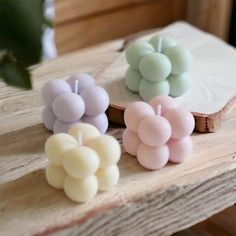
[80,86,109,116]
[42,106,57,131]
[139,79,170,102]
[45,163,66,189]
[52,92,85,122]
[149,95,178,115]
[164,107,195,139]
[124,101,155,132]
[137,143,169,170]
[45,133,77,166]
[41,79,71,108]
[67,73,96,94]
[63,147,100,179]
[138,115,171,147]
[164,45,192,75]
[149,35,176,53]
[125,40,155,69]
[122,129,141,156]
[68,123,100,144]
[96,165,119,191]
[168,136,193,163]
[86,135,121,168]
[124,67,142,92]
[64,175,98,203]
[168,73,191,97]
[139,53,171,82]
[82,113,108,134]
[53,119,80,134]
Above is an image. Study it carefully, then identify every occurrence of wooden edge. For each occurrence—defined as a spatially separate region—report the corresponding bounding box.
[107,94,236,133]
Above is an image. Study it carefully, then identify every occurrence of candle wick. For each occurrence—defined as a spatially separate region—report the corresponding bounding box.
[77,131,83,146]
[157,105,162,116]
[74,80,79,94]
[157,36,163,53]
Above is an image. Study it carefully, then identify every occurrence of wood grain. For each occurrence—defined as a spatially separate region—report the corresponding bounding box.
[187,0,233,40]
[55,0,187,54]
[1,37,236,236]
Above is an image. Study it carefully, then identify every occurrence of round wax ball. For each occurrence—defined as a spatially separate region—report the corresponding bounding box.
[168,136,193,163]
[68,123,100,144]
[53,119,81,134]
[63,146,100,179]
[80,86,109,116]
[45,133,77,166]
[168,73,191,97]
[124,67,142,92]
[124,101,155,132]
[138,115,171,147]
[96,165,119,191]
[45,163,66,189]
[137,143,169,170]
[64,175,98,203]
[164,107,195,139]
[125,40,155,69]
[149,35,176,53]
[42,106,57,131]
[86,135,121,168]
[41,79,71,108]
[149,95,178,115]
[82,113,108,134]
[67,73,96,94]
[139,53,171,82]
[164,45,192,75]
[139,79,170,102]
[52,92,85,122]
[122,129,141,156]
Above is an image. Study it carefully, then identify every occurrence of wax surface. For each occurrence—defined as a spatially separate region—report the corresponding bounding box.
[68,123,100,144]
[125,40,155,69]
[42,106,57,131]
[139,79,170,102]
[149,35,176,53]
[139,53,171,82]
[41,79,71,107]
[52,92,85,122]
[124,101,155,132]
[81,86,109,116]
[53,119,80,134]
[67,73,95,93]
[64,175,98,203]
[86,135,121,168]
[122,129,141,156]
[164,45,192,75]
[45,133,77,166]
[137,143,169,170]
[96,165,119,191]
[45,163,66,189]
[124,67,142,92]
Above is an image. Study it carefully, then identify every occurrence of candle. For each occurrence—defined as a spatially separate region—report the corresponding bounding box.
[124,35,192,101]
[41,74,109,134]
[45,123,121,203]
[122,95,194,170]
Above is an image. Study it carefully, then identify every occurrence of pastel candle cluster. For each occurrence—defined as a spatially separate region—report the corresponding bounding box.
[45,123,121,203]
[123,95,195,170]
[124,35,192,101]
[41,73,109,134]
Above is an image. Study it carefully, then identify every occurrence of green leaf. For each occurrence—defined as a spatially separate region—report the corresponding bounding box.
[0,56,32,89]
[0,0,45,67]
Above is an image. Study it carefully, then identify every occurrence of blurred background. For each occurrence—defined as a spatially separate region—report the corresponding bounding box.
[55,0,236,55]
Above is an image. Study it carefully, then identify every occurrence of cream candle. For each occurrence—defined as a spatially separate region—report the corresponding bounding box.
[123,95,194,170]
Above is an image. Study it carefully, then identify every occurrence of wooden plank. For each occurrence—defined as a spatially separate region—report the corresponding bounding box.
[187,0,233,40]
[55,0,187,54]
[0,32,236,235]
[55,0,151,24]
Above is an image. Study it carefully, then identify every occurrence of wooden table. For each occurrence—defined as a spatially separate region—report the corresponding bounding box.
[0,38,236,236]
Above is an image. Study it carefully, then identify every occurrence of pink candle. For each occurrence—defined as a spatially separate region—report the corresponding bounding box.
[123,95,195,170]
